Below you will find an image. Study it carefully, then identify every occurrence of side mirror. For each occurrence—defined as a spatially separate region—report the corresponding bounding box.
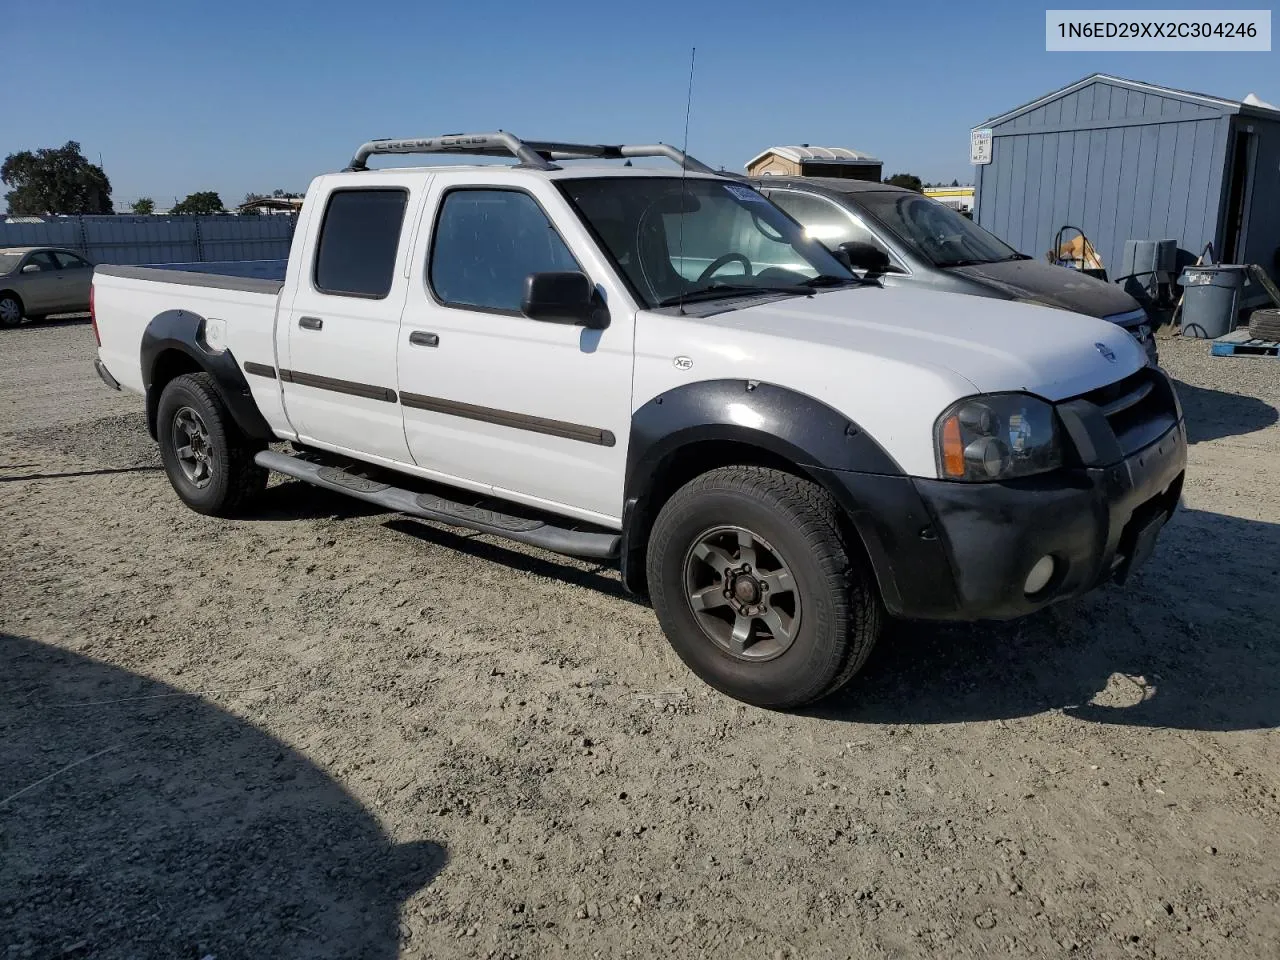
[522,272,609,329]
[836,240,891,275]
[21,263,40,274]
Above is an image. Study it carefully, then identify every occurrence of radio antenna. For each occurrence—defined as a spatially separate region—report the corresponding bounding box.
[676,46,696,315]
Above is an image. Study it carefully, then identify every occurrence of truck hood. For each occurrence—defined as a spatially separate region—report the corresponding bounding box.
[946,258,1141,320]
[678,284,1147,402]
[635,285,1148,478]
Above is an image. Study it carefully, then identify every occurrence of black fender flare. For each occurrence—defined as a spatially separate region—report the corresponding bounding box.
[140,309,275,442]
[620,379,912,598]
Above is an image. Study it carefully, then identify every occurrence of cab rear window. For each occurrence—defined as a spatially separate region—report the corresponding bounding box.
[313,189,409,298]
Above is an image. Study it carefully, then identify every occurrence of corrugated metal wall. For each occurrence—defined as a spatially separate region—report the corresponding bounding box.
[975,80,1230,277]
[0,215,297,265]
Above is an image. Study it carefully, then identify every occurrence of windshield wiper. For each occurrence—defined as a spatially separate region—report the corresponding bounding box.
[656,282,811,308]
[941,253,1031,268]
[804,274,873,288]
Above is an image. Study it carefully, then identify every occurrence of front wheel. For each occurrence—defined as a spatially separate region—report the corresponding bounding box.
[156,372,267,517]
[646,466,882,709]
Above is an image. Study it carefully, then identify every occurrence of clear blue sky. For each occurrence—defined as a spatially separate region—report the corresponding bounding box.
[4,0,1276,208]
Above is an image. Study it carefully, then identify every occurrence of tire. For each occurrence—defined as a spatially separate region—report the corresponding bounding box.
[0,292,23,327]
[156,372,267,517]
[646,465,882,709]
[1247,308,1280,342]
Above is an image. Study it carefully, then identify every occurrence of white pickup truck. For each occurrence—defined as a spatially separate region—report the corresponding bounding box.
[92,133,1187,709]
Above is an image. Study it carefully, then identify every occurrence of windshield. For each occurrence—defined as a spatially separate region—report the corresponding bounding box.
[0,253,23,275]
[855,192,1023,267]
[558,177,856,308]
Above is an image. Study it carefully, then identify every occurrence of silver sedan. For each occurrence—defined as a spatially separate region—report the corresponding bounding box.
[0,246,95,326]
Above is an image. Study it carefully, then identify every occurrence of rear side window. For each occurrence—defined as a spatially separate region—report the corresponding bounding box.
[53,252,91,269]
[429,189,579,313]
[313,188,409,298]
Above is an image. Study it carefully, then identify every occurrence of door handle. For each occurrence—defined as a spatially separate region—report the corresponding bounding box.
[298,316,323,330]
[409,331,439,347]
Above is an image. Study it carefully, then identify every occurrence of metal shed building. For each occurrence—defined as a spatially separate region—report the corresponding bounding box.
[972,74,1280,285]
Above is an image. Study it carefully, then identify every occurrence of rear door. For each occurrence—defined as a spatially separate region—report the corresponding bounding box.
[395,176,635,523]
[17,251,63,312]
[51,251,94,311]
[277,181,420,463]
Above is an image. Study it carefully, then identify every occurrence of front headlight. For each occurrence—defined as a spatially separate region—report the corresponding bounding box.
[934,393,1062,481]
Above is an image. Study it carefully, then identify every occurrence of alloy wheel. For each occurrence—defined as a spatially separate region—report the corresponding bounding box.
[172,406,215,488]
[682,525,802,662]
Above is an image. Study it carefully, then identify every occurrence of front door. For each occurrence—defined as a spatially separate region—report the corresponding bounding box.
[396,180,634,524]
[278,184,417,463]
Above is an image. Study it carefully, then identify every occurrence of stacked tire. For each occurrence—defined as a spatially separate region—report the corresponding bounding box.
[1247,308,1280,342]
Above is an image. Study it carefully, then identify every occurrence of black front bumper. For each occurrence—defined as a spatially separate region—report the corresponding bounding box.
[818,417,1186,622]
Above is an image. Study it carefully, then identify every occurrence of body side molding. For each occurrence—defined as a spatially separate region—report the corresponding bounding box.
[279,369,397,403]
[401,392,616,446]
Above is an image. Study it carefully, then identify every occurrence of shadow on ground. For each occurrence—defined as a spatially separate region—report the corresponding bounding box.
[244,479,640,605]
[811,508,1280,732]
[1173,378,1279,443]
[0,635,446,959]
[250,477,388,521]
[384,516,642,606]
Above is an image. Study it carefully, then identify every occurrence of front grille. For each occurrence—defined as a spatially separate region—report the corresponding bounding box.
[1074,367,1178,457]
[1096,376,1153,418]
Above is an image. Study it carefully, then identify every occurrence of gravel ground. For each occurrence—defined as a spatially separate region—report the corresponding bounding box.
[2,319,1278,960]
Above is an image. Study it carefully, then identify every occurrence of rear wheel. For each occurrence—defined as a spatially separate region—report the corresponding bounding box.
[646,465,882,709]
[0,293,23,327]
[157,372,267,517]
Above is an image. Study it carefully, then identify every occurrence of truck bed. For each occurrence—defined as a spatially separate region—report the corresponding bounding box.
[93,264,282,398]
[97,263,285,295]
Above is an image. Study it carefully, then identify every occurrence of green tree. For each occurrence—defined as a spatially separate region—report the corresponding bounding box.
[1,140,113,214]
[171,191,225,215]
[131,197,155,215]
[883,173,923,193]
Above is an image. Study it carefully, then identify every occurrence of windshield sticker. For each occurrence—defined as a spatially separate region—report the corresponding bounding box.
[723,184,769,204]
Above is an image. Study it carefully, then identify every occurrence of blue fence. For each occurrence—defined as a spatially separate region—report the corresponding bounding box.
[0,214,298,265]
